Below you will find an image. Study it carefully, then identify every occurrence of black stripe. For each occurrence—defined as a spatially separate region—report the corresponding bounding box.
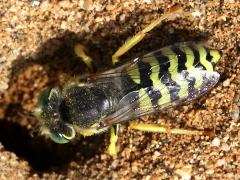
[137,60,153,88]
[165,75,180,101]
[172,46,197,100]
[181,70,196,97]
[145,87,162,109]
[153,50,171,68]
[122,72,141,92]
[190,46,205,70]
[171,46,187,72]
[154,51,180,101]
[205,48,215,66]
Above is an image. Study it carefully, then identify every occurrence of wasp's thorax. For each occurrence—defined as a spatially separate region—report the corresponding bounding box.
[35,83,121,143]
[62,83,121,127]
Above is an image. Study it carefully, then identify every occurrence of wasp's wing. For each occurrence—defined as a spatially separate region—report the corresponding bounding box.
[82,42,220,128]
[99,69,220,128]
[84,42,216,86]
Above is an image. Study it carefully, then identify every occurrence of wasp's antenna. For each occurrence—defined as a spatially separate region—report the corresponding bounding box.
[17,107,41,137]
[17,107,35,121]
[30,126,40,138]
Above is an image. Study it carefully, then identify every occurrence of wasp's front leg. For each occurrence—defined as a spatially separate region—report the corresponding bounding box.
[108,124,120,157]
[74,44,95,73]
[111,4,183,65]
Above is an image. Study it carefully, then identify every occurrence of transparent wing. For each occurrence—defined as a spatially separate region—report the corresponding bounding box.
[79,42,205,85]
[98,69,220,128]
[75,42,220,128]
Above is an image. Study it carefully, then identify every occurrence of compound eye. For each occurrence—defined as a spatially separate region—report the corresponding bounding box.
[36,89,51,109]
[49,132,70,144]
[49,124,76,144]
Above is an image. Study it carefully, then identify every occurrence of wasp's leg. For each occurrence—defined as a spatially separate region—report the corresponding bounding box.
[74,44,95,72]
[108,124,120,157]
[112,5,183,65]
[129,121,215,137]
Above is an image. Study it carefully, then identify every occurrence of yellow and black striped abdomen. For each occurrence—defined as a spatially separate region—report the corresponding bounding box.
[124,43,221,112]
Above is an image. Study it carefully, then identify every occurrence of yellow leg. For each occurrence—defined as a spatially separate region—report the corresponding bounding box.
[108,125,119,157]
[74,44,95,72]
[129,121,215,137]
[112,5,183,65]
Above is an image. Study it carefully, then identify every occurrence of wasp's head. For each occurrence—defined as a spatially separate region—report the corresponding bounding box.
[34,87,76,144]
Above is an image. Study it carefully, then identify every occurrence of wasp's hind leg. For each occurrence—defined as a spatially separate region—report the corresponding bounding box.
[74,44,95,72]
[108,124,120,157]
[129,121,215,137]
[112,5,183,65]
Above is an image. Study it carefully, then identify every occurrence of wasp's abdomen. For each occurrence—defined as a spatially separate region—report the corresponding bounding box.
[124,43,221,110]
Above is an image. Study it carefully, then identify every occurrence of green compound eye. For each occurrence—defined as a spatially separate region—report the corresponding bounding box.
[49,124,76,144]
[49,132,70,144]
[37,89,51,108]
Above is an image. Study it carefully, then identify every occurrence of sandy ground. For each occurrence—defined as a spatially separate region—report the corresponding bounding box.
[0,0,239,179]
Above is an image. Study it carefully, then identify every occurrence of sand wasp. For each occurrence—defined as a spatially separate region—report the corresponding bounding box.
[34,5,221,156]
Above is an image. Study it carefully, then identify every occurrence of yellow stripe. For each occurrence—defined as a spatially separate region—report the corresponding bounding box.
[127,65,141,84]
[158,84,171,105]
[210,49,221,64]
[143,56,171,106]
[78,82,86,87]
[139,88,152,108]
[179,46,203,89]
[161,47,189,99]
[74,123,107,136]
[176,74,189,98]
[194,44,213,71]
[179,46,194,70]
[160,47,178,74]
[142,56,160,87]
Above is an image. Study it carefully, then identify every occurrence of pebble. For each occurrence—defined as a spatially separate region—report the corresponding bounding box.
[142,0,152,4]
[231,105,239,121]
[175,165,192,180]
[212,137,221,147]
[82,0,93,10]
[206,169,214,175]
[112,172,118,179]
[119,14,126,22]
[31,0,40,7]
[111,159,119,169]
[168,27,174,34]
[40,1,49,9]
[154,151,161,157]
[192,10,202,17]
[216,159,226,166]
[223,79,230,87]
[0,156,7,161]
[221,143,230,152]
[60,21,67,30]
[59,0,72,8]
[0,0,239,179]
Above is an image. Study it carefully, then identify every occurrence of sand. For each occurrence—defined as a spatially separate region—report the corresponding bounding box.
[0,0,239,179]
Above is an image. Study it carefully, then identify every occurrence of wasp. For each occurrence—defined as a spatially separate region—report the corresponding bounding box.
[34,5,221,156]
